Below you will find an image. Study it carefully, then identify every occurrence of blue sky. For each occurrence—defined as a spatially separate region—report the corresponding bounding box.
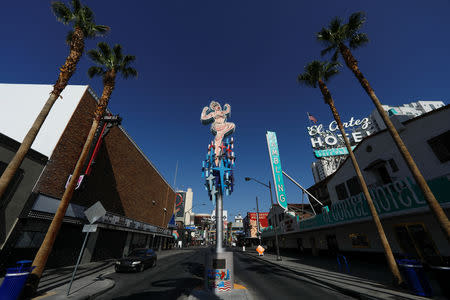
[1,1,449,220]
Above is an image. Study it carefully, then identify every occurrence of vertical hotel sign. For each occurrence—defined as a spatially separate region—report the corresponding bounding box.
[266,131,287,211]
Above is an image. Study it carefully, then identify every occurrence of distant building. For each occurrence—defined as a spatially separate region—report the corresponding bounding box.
[233,213,244,231]
[243,212,268,239]
[311,157,346,183]
[369,100,446,132]
[175,188,193,226]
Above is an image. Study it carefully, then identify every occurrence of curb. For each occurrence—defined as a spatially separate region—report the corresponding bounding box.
[88,278,115,300]
[237,251,421,300]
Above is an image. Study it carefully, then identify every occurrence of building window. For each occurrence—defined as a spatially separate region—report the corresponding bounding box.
[349,233,370,248]
[427,131,450,163]
[394,223,441,264]
[429,104,436,110]
[335,183,348,200]
[346,177,361,196]
[15,231,46,248]
[388,159,399,172]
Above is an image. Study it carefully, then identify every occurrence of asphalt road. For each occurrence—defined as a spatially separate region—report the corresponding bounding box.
[233,250,356,300]
[97,247,356,300]
[97,248,207,300]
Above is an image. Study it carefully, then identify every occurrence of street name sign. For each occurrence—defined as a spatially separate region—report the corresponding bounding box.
[266,131,287,211]
[82,224,98,233]
[84,201,106,224]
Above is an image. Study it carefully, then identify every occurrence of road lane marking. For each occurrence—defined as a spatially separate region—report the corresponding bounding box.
[234,283,247,290]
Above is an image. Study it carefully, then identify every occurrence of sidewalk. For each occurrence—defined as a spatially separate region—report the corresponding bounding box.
[0,248,185,300]
[31,259,115,300]
[238,249,441,300]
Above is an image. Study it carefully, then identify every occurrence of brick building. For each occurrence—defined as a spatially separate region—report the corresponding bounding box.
[0,84,175,270]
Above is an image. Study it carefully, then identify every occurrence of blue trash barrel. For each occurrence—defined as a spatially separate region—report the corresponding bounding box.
[397,259,432,297]
[0,260,35,300]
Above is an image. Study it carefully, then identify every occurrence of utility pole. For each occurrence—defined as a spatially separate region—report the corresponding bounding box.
[269,181,282,261]
[256,196,261,246]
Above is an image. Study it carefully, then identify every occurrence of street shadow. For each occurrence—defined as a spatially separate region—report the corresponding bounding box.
[181,261,205,277]
[269,249,393,285]
[37,261,114,293]
[110,277,205,300]
[237,252,412,299]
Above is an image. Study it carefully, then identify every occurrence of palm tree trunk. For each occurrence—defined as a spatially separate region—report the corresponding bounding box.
[29,78,115,289]
[339,43,450,241]
[30,118,99,280]
[0,27,85,201]
[318,80,403,285]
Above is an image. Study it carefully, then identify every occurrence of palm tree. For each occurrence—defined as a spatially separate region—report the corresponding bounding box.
[0,0,109,201]
[30,43,136,285]
[317,12,450,241]
[298,60,403,285]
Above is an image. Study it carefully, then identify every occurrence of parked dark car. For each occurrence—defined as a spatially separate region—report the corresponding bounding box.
[115,248,157,272]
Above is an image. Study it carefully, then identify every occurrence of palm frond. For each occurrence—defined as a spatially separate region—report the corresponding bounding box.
[113,44,123,65]
[329,17,342,34]
[320,45,336,57]
[317,28,331,42]
[297,73,316,88]
[71,0,81,13]
[51,1,73,24]
[98,42,112,60]
[88,42,137,80]
[323,62,341,81]
[87,49,106,65]
[347,12,366,33]
[87,66,105,78]
[93,24,110,36]
[65,30,74,44]
[81,5,94,23]
[121,67,138,79]
[298,60,324,88]
[122,55,136,67]
[349,32,369,49]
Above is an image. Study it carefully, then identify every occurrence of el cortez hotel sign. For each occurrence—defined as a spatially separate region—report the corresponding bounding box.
[266,131,287,211]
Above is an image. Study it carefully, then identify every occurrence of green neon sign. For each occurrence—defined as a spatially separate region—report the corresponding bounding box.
[266,131,287,211]
[314,146,356,158]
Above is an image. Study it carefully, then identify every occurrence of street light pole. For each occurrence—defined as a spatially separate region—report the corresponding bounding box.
[256,196,261,246]
[245,177,282,261]
[268,180,282,261]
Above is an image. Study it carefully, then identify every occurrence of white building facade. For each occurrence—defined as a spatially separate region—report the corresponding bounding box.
[264,105,450,263]
[311,100,446,183]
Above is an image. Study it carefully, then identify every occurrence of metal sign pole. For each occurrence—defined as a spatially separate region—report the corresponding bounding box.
[67,231,90,296]
[269,181,282,261]
[256,196,261,245]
